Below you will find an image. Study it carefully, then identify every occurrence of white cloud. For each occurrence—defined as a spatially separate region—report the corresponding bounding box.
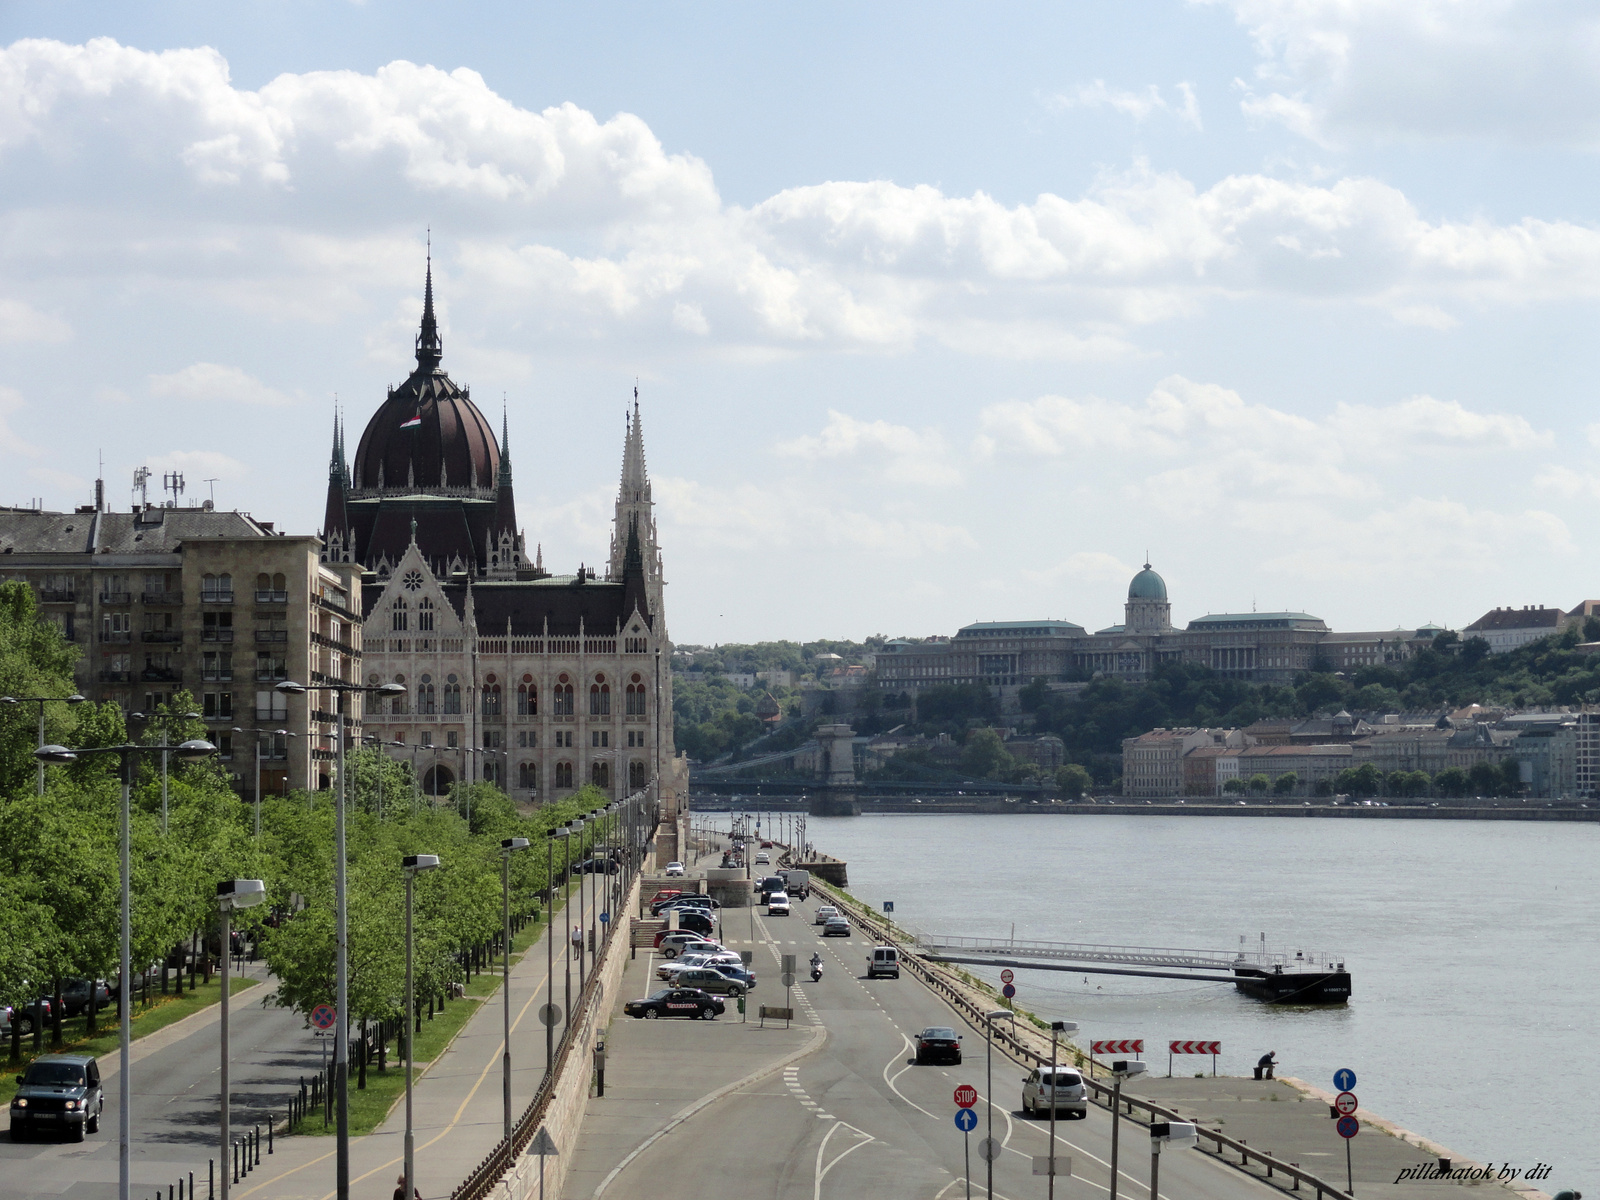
[1049,80,1203,130]
[1216,0,1600,147]
[148,363,300,407]
[1025,552,1140,587]
[777,409,960,485]
[0,298,70,344]
[0,385,41,458]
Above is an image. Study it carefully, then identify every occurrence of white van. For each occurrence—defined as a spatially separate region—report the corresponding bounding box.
[766,891,791,916]
[866,946,900,979]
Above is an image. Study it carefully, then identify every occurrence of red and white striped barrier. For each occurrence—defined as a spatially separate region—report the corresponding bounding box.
[1091,1039,1143,1055]
[1169,1041,1220,1055]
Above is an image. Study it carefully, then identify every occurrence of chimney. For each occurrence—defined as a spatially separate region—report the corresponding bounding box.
[94,477,104,512]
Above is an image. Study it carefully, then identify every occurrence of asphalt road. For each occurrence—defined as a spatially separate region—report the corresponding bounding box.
[583,888,1283,1200]
[1,964,317,1200]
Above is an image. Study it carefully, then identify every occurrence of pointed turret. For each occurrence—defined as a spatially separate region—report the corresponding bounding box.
[610,388,659,599]
[415,245,443,373]
[621,513,651,627]
[321,407,350,561]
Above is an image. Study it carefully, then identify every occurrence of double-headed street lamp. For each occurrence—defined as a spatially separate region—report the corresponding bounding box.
[133,708,203,835]
[499,837,530,1145]
[3,692,86,794]
[217,879,266,1200]
[400,853,440,1200]
[36,736,218,1200]
[275,678,405,1200]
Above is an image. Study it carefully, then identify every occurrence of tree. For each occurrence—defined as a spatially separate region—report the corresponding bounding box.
[1246,773,1270,793]
[1434,767,1469,798]
[960,728,1012,779]
[1054,763,1092,798]
[1459,637,1491,667]
[1272,771,1299,796]
[1018,678,1051,713]
[1333,763,1382,798]
[1312,779,1333,797]
[1222,778,1245,794]
[1467,759,1505,796]
[917,684,999,726]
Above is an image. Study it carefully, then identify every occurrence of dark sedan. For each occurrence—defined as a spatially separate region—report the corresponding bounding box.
[914,1027,963,1064]
[624,987,725,1021]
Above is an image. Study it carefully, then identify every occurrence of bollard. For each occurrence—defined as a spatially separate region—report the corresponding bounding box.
[209,1158,214,1200]
[268,1118,273,1154]
[1292,1162,1300,1190]
[1240,1137,1248,1164]
[1267,1153,1274,1178]
[254,1125,261,1165]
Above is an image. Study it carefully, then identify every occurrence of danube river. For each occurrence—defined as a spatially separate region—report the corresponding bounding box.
[716,812,1596,1189]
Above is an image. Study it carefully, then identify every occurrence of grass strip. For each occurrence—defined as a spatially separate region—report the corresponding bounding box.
[1,974,258,1105]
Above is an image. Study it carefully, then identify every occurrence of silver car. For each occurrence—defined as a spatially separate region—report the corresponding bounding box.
[1022,1067,1087,1118]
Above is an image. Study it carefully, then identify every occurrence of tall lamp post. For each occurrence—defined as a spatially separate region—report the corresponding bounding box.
[275,678,405,1200]
[132,708,203,835]
[36,736,218,1200]
[400,854,439,1200]
[499,837,531,1144]
[1046,1019,1079,1200]
[2,692,85,795]
[217,879,266,1200]
[983,1009,1014,1200]
[545,828,564,1082]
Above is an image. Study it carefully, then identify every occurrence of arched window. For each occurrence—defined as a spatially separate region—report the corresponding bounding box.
[517,761,533,789]
[391,674,407,714]
[272,572,285,591]
[629,759,648,788]
[625,681,646,715]
[256,572,270,590]
[591,760,610,788]
[555,761,574,789]
[554,677,573,716]
[482,684,502,716]
[590,680,610,715]
[417,597,434,631]
[392,598,408,631]
[517,682,536,715]
[443,678,461,714]
[418,675,436,715]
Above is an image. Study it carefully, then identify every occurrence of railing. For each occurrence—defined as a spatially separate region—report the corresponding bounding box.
[814,882,1353,1200]
[255,708,288,722]
[255,671,287,683]
[201,672,235,683]
[99,670,132,683]
[202,628,235,642]
[140,668,182,682]
[141,591,182,605]
[479,639,506,654]
[585,639,616,654]
[547,639,580,654]
[255,590,288,604]
[141,630,183,644]
[201,591,235,604]
[99,631,132,644]
[99,592,132,606]
[916,934,1241,972]
[36,589,75,603]
[313,594,358,623]
[255,630,289,643]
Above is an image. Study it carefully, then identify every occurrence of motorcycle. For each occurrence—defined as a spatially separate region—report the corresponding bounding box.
[810,958,823,982]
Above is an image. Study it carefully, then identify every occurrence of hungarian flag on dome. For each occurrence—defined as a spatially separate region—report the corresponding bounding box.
[400,414,422,429]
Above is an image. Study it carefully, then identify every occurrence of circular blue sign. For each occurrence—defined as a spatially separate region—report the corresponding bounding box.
[1336,1115,1360,1139]
[1001,983,1016,998]
[1333,1068,1357,1091]
[955,1107,979,1132]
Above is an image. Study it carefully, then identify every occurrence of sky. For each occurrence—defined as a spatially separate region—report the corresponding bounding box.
[2,1,1599,645]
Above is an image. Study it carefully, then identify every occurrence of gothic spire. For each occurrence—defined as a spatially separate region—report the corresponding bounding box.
[328,407,343,479]
[498,402,512,487]
[415,236,443,372]
[618,386,650,503]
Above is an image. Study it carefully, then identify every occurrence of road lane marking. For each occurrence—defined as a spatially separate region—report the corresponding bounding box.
[882,1036,936,1119]
[814,1121,875,1200]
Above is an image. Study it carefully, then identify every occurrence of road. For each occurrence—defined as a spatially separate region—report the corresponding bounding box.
[579,887,1283,1200]
[1,964,317,1200]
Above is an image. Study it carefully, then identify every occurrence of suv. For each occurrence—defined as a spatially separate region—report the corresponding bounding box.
[866,946,900,978]
[1022,1067,1087,1119]
[670,967,747,998]
[10,1054,104,1141]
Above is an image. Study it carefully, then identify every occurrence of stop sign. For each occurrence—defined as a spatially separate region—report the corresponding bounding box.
[954,1084,978,1108]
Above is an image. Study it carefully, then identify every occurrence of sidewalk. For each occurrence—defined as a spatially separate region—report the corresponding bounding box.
[235,910,581,1200]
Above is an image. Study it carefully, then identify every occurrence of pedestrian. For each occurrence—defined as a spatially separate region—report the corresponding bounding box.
[570,924,582,957]
[394,1174,420,1200]
[1257,1050,1277,1080]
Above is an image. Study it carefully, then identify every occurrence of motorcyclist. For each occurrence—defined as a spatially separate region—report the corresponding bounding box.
[809,952,823,980]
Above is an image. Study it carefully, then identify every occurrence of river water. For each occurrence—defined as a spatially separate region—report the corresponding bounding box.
[710,812,1597,1189]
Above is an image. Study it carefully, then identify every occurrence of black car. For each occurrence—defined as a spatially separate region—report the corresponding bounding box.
[10,1054,104,1141]
[624,987,725,1020]
[59,979,111,1018]
[914,1027,963,1065]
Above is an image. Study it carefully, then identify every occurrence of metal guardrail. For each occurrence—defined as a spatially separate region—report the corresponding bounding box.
[916,934,1239,971]
[812,880,1353,1200]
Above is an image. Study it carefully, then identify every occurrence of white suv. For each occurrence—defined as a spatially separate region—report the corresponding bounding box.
[766,891,791,916]
[1022,1067,1088,1119]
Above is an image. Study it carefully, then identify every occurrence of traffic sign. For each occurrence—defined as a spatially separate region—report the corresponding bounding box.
[1169,1041,1221,1055]
[954,1085,978,1108]
[978,1137,1002,1162]
[526,1127,558,1157]
[310,1004,336,1031]
[883,901,895,913]
[1001,983,1016,999]
[1333,1068,1357,1091]
[1336,1115,1360,1139]
[782,971,796,988]
[1092,1039,1144,1055]
[538,1003,563,1027]
[954,1107,979,1132]
[999,969,1014,985]
[600,912,610,924]
[1334,1091,1358,1116]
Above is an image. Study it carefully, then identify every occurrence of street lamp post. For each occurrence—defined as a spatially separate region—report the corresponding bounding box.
[275,678,405,1200]
[545,829,562,1082]
[499,837,530,1146]
[36,737,218,1200]
[983,1009,1014,1200]
[400,854,440,1200]
[1108,1058,1147,1200]
[217,879,266,1200]
[3,693,86,794]
[1047,1020,1078,1200]
[132,709,202,835]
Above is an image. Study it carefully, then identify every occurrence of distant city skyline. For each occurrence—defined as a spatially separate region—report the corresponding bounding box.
[2,3,1598,644]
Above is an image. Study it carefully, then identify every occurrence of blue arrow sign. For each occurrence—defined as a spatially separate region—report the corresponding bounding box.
[600,912,611,924]
[955,1108,979,1132]
[1333,1068,1357,1092]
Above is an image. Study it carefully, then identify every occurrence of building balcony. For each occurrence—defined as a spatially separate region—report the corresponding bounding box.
[202,628,235,642]
[201,592,235,605]
[99,670,132,683]
[255,590,288,604]
[254,708,288,722]
[255,630,289,643]
[99,631,133,644]
[141,591,182,606]
[255,670,287,683]
[200,673,234,683]
[140,667,182,682]
[37,589,75,603]
[141,631,183,644]
[99,592,132,606]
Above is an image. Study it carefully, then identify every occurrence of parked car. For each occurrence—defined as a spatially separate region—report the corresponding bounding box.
[866,946,900,979]
[664,862,685,877]
[9,1054,104,1141]
[649,889,687,905]
[624,987,725,1020]
[655,933,722,957]
[669,967,747,998]
[813,905,840,926]
[59,979,111,1018]
[822,915,851,937]
[914,1027,962,1064]
[766,891,791,916]
[1022,1067,1088,1119]
[657,951,743,979]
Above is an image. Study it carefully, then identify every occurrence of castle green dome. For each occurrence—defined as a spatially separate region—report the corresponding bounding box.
[1128,563,1167,601]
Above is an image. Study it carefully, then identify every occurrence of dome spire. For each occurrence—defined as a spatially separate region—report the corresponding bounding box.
[415,232,442,372]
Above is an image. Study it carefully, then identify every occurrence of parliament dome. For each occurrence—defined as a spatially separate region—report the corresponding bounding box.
[1128,563,1167,601]
[350,263,500,495]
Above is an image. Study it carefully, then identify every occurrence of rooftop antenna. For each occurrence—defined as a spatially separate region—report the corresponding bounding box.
[132,466,150,510]
[204,478,218,506]
[162,471,185,508]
